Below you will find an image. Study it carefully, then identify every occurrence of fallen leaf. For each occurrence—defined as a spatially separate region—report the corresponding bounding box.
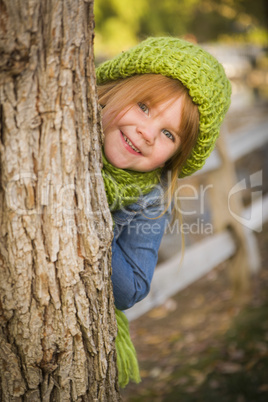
[139,370,150,378]
[149,367,162,378]
[209,379,220,389]
[189,369,209,386]
[217,361,243,373]
[144,334,165,345]
[245,358,259,370]
[258,384,268,392]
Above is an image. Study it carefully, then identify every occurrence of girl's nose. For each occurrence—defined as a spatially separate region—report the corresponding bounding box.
[138,123,158,145]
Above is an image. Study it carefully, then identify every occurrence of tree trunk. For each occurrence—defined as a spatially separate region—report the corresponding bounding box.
[0,0,120,400]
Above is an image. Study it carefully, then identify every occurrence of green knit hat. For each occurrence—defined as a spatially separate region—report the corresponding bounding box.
[96,37,232,177]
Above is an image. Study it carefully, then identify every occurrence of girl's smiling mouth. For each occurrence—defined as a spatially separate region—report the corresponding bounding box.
[121,132,141,154]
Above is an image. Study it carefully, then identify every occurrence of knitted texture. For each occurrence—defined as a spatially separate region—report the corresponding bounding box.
[102,152,161,211]
[96,36,232,177]
[115,309,141,388]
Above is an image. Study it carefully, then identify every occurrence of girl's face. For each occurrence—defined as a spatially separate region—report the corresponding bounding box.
[103,97,183,172]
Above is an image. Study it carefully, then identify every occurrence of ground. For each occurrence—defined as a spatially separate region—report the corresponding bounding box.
[121,98,268,401]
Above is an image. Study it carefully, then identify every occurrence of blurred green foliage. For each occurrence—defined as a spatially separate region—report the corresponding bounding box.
[94,0,268,59]
[94,0,149,57]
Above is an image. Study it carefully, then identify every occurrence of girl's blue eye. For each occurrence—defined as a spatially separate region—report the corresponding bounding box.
[162,129,175,142]
[138,102,149,115]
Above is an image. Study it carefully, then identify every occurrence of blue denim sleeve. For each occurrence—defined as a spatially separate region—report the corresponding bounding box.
[111,207,170,310]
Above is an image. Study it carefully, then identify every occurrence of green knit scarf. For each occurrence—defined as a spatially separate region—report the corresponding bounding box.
[101,153,161,388]
[101,152,162,212]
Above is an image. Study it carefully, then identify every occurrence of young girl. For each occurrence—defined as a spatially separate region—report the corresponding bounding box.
[96,36,232,386]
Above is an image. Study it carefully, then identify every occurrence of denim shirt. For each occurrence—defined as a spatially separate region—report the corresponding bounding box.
[111,182,171,310]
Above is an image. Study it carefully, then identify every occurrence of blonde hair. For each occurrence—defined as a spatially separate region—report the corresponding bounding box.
[98,74,199,205]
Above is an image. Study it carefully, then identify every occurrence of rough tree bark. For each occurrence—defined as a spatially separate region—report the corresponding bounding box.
[0,0,120,400]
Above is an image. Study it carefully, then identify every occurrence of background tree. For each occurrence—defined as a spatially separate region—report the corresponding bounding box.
[94,0,268,59]
[189,0,268,43]
[0,0,120,400]
[94,0,148,57]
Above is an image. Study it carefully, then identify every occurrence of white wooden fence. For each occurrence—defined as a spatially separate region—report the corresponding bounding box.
[126,114,268,321]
